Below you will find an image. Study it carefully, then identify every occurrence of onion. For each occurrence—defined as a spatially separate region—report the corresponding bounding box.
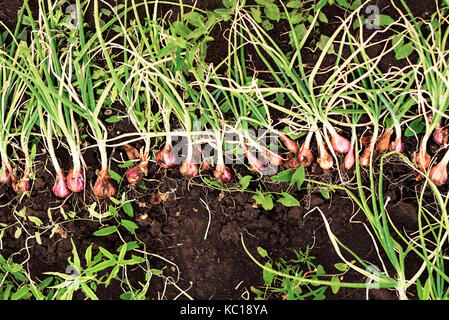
[330,132,351,154]
[415,151,431,171]
[433,124,448,145]
[247,151,265,172]
[13,177,31,194]
[201,160,211,171]
[53,174,70,198]
[297,147,314,167]
[214,163,232,183]
[433,126,444,144]
[179,155,198,178]
[126,162,148,186]
[344,146,355,170]
[389,137,404,153]
[195,145,211,171]
[264,149,283,167]
[317,152,333,171]
[297,132,314,167]
[156,144,176,168]
[0,166,11,184]
[360,146,372,167]
[429,150,449,186]
[242,142,264,172]
[316,132,333,170]
[66,168,85,192]
[93,169,116,199]
[429,162,447,186]
[427,115,448,145]
[279,133,299,154]
[376,129,392,153]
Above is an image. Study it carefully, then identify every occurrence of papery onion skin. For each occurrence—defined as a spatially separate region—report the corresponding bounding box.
[93,170,117,199]
[246,151,265,172]
[298,148,314,167]
[179,157,198,178]
[442,128,449,145]
[243,142,265,172]
[265,150,283,167]
[13,178,31,194]
[126,164,147,186]
[360,146,372,167]
[123,144,140,161]
[376,129,393,153]
[214,164,233,183]
[317,153,333,171]
[415,151,431,171]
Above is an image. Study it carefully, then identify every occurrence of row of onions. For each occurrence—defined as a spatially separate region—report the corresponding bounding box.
[0,0,448,201]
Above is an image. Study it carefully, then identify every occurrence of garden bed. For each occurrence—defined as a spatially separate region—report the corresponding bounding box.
[0,0,447,301]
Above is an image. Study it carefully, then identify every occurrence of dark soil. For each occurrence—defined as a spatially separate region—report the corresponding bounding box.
[0,0,440,300]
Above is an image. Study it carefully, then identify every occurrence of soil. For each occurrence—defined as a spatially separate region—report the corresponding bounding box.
[0,0,442,301]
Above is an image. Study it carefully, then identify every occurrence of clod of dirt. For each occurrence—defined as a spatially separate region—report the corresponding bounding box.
[388,202,418,230]
[287,206,304,222]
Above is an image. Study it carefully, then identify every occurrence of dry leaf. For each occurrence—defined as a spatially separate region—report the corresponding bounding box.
[123,144,140,160]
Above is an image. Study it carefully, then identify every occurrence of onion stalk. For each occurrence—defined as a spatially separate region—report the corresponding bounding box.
[395,1,449,174]
[0,8,28,188]
[298,131,314,167]
[316,131,333,171]
[16,0,89,197]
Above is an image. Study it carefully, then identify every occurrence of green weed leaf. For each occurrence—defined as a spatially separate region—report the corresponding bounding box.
[330,276,341,294]
[122,201,134,218]
[257,247,269,258]
[395,42,414,60]
[253,191,274,211]
[251,7,263,23]
[264,3,280,21]
[334,262,349,272]
[405,117,425,136]
[287,0,302,8]
[28,216,43,227]
[319,188,330,200]
[93,226,117,236]
[378,14,394,27]
[277,193,300,207]
[291,166,305,189]
[238,175,252,191]
[271,169,293,182]
[255,0,275,5]
[121,219,138,235]
[263,262,275,286]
